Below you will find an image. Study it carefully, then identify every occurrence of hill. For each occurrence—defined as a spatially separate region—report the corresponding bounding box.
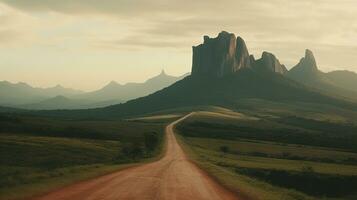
[0,81,83,106]
[18,95,95,110]
[75,70,188,102]
[287,50,357,100]
[326,70,357,93]
[93,32,356,118]
[97,69,354,118]
[0,71,188,110]
[13,31,357,119]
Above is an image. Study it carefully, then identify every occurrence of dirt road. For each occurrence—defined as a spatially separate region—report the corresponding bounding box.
[33,114,239,200]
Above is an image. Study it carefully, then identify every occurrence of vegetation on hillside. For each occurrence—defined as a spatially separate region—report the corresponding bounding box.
[0,114,166,200]
[176,107,357,200]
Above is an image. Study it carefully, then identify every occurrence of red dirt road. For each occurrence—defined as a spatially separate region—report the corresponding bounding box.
[33,114,239,200]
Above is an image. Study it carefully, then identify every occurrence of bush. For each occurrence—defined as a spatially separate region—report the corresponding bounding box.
[235,167,357,197]
[219,145,230,154]
[144,132,159,153]
[121,143,144,160]
[301,166,315,174]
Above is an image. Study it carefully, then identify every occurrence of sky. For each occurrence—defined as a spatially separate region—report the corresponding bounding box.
[0,0,357,91]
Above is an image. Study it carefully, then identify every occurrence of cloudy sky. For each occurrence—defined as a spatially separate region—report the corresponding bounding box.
[0,0,356,91]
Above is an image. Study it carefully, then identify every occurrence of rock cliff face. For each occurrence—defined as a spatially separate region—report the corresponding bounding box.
[191,31,251,77]
[253,51,288,74]
[288,49,319,79]
[191,32,321,78]
[290,49,318,74]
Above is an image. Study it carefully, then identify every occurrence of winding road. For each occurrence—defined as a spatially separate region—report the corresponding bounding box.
[33,114,239,200]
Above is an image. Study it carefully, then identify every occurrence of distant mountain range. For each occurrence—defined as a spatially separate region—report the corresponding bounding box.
[287,50,357,100]
[0,82,83,106]
[1,31,357,118]
[74,70,188,103]
[25,31,357,119]
[0,70,188,110]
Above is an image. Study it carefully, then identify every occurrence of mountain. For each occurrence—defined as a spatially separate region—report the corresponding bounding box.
[44,85,84,97]
[191,31,287,77]
[191,31,251,77]
[0,71,188,110]
[251,52,288,75]
[287,50,357,100]
[19,96,126,110]
[18,95,94,110]
[326,70,357,93]
[0,81,83,106]
[34,31,356,119]
[76,70,188,102]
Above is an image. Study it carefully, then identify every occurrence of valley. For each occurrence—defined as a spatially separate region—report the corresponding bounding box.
[1,30,357,200]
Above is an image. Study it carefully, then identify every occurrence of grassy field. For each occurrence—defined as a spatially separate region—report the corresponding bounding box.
[2,101,357,200]
[175,107,357,200]
[0,114,167,200]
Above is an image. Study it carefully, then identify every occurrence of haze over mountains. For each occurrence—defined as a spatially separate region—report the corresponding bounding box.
[24,31,355,119]
[0,82,83,106]
[0,71,188,110]
[287,51,357,100]
[1,31,357,116]
[75,70,188,103]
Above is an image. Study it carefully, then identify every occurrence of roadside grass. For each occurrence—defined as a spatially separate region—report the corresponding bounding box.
[0,164,133,200]
[178,135,357,199]
[177,110,357,152]
[188,141,357,176]
[186,137,357,165]
[176,135,312,200]
[128,114,182,122]
[235,98,357,124]
[175,109,357,200]
[0,115,168,200]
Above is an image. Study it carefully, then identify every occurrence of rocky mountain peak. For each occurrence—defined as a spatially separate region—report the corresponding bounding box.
[303,49,318,71]
[191,31,251,77]
[252,51,287,75]
[159,69,167,76]
[289,49,318,77]
[54,84,64,89]
[104,81,121,89]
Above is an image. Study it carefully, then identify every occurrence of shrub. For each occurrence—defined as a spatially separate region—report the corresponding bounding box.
[219,145,230,154]
[144,132,159,153]
[121,143,144,160]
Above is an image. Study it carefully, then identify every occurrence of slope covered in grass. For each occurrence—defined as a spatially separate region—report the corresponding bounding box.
[175,108,357,199]
[0,114,166,200]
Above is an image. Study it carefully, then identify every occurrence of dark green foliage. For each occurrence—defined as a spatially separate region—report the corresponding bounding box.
[176,121,357,152]
[120,143,144,160]
[219,145,230,154]
[0,115,165,190]
[178,110,357,198]
[144,132,159,152]
[235,167,357,197]
[0,114,21,123]
[277,116,357,136]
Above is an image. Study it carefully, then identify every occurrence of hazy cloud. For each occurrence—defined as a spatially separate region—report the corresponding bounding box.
[0,0,357,89]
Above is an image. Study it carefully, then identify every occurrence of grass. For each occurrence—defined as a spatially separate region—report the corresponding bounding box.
[0,164,133,200]
[0,114,168,200]
[175,109,357,200]
[188,139,357,176]
[177,109,357,152]
[186,137,357,165]
[176,135,312,200]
